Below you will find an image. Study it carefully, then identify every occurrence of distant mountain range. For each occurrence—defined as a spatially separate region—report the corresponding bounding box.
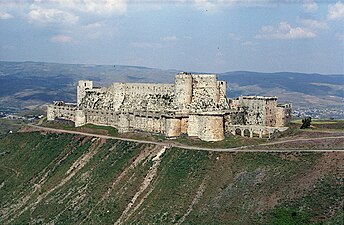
[0,61,343,113]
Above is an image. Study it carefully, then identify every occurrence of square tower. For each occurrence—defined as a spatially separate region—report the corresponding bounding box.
[77,80,93,106]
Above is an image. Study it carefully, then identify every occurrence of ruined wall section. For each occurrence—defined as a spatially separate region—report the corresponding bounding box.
[229,96,291,128]
[237,96,269,126]
[80,88,114,111]
[78,81,174,112]
[223,111,245,134]
[119,83,175,112]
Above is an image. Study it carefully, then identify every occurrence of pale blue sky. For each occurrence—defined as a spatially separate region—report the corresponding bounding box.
[0,0,343,74]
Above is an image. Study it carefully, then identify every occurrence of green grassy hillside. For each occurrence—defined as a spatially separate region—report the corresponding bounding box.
[0,132,343,224]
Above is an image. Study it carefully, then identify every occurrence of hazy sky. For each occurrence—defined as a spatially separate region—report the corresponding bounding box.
[0,0,343,74]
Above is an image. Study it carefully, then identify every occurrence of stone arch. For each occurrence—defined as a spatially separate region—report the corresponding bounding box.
[235,128,241,135]
[243,129,250,137]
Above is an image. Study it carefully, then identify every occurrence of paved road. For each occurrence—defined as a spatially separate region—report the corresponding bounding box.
[27,124,344,152]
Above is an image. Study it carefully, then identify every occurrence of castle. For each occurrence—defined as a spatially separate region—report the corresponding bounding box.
[47,72,292,142]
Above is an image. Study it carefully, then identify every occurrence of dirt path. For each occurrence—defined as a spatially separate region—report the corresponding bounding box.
[27,125,344,152]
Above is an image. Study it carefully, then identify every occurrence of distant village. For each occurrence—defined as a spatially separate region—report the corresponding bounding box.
[0,111,44,121]
[292,106,343,120]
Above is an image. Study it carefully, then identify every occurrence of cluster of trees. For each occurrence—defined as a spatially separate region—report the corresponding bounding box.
[300,117,312,129]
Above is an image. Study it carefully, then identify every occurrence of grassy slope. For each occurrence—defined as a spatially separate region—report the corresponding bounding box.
[0,118,27,134]
[0,132,343,224]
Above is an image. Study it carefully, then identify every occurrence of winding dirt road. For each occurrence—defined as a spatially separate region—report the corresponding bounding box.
[27,124,343,152]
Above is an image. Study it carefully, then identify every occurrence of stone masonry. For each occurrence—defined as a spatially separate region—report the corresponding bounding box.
[47,72,292,141]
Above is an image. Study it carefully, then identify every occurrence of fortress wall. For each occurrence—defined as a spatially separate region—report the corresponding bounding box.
[109,83,126,111]
[263,99,277,127]
[238,97,265,126]
[128,115,165,134]
[165,118,181,137]
[180,118,189,134]
[238,96,279,126]
[123,83,174,95]
[79,82,174,112]
[191,74,218,103]
[47,105,76,122]
[187,115,199,137]
[223,111,243,132]
[84,110,166,134]
[84,110,120,129]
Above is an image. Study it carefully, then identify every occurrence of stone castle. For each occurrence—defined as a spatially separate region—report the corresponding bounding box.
[47,72,292,141]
